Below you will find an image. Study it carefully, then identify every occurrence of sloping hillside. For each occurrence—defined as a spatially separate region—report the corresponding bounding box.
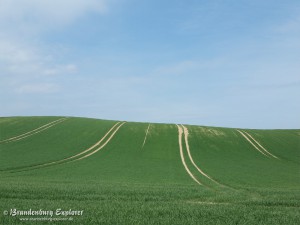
[0,117,299,225]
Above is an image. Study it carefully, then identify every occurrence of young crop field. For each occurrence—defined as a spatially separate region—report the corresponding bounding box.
[0,116,299,224]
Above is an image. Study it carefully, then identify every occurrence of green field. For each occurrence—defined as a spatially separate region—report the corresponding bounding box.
[0,116,299,224]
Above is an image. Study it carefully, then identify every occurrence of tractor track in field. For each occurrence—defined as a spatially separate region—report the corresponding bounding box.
[242,130,279,159]
[237,130,278,159]
[73,122,126,161]
[2,122,126,173]
[237,130,268,157]
[177,124,224,188]
[182,125,221,186]
[142,124,151,149]
[0,118,68,144]
[177,124,202,186]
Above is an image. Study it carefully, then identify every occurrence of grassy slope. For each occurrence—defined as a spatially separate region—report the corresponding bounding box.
[246,129,300,163]
[187,125,299,189]
[0,117,60,141]
[0,117,299,225]
[0,117,116,170]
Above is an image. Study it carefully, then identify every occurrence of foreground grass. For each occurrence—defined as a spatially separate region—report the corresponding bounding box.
[0,178,299,225]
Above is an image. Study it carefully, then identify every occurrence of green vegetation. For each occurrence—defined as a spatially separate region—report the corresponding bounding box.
[0,117,299,224]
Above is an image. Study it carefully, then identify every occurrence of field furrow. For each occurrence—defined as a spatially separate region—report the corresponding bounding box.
[142,123,151,149]
[177,124,202,185]
[243,130,279,159]
[0,118,67,144]
[237,130,269,157]
[74,122,126,161]
[182,125,221,186]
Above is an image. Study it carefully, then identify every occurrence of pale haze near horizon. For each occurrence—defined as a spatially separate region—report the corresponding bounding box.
[0,0,299,129]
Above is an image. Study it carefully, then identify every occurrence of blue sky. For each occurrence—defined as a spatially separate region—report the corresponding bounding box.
[0,0,299,128]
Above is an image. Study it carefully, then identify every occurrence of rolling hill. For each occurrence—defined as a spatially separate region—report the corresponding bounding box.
[0,116,299,224]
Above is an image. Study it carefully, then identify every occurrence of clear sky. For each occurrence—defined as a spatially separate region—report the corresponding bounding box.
[0,0,299,129]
